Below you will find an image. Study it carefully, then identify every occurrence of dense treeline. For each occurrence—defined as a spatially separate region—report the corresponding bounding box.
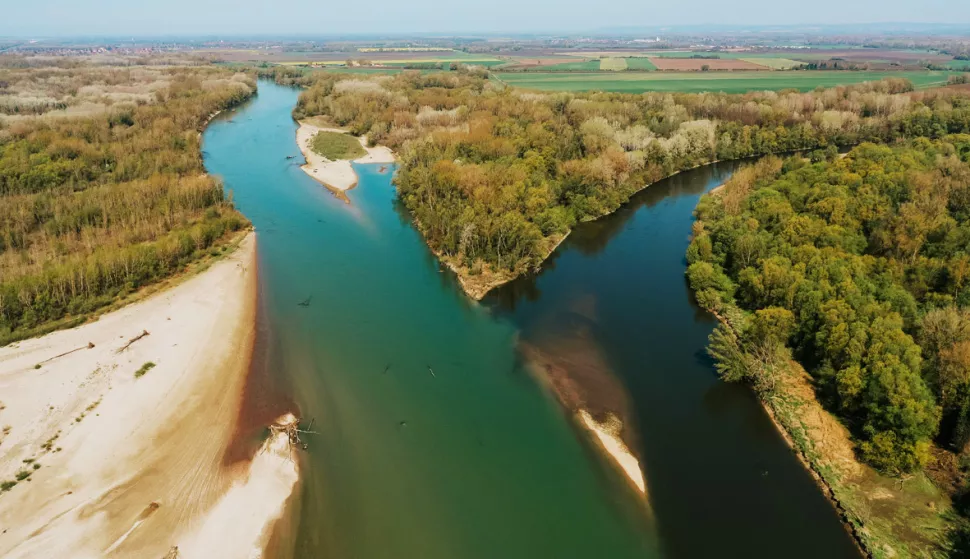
[0,65,255,341]
[289,70,970,287]
[687,138,970,474]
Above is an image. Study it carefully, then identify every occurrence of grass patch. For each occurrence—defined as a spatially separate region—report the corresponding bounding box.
[310,131,367,160]
[1,480,15,492]
[134,362,156,378]
[40,431,60,451]
[499,70,957,94]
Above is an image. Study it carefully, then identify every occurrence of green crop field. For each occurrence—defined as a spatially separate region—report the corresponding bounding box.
[599,57,628,71]
[947,60,970,70]
[497,70,957,94]
[625,57,658,70]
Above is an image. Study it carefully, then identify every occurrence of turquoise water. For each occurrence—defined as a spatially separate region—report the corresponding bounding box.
[204,81,658,558]
[204,80,859,558]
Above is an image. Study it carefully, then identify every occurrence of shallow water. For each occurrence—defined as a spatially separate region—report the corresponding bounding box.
[203,80,859,559]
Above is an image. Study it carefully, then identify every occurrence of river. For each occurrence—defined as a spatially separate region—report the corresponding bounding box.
[202,80,860,559]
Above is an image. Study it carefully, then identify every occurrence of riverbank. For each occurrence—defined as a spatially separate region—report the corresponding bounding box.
[699,297,951,557]
[0,233,299,559]
[762,357,951,557]
[296,119,394,198]
[438,163,722,301]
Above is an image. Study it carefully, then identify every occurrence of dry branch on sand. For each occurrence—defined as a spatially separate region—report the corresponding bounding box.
[36,342,95,365]
[117,330,150,353]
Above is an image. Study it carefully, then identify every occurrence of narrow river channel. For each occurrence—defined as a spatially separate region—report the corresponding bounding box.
[203,80,860,559]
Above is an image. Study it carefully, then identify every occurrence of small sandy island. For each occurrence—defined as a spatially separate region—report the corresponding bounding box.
[521,341,648,500]
[296,120,394,194]
[0,234,299,559]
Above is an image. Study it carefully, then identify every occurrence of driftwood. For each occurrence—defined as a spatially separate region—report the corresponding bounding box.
[297,296,312,308]
[37,342,95,365]
[427,365,436,378]
[270,417,317,452]
[117,330,150,353]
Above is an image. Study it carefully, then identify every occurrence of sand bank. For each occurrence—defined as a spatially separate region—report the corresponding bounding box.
[578,411,646,494]
[0,234,298,559]
[296,121,395,194]
[520,342,648,500]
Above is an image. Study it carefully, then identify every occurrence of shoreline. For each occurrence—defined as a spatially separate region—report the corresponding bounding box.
[436,163,720,301]
[295,120,394,201]
[436,231,571,301]
[439,148,852,302]
[0,233,300,559]
[701,296,949,557]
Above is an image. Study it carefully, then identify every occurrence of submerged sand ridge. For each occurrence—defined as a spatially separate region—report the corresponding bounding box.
[520,335,648,501]
[296,120,394,195]
[0,234,299,559]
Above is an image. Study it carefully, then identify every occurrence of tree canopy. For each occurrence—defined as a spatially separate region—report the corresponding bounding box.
[288,70,970,291]
[688,138,970,474]
[0,65,255,342]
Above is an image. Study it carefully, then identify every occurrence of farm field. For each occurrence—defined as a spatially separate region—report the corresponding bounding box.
[625,57,657,70]
[599,57,627,70]
[538,59,601,71]
[216,48,505,67]
[553,50,679,57]
[497,70,957,93]
[742,57,803,69]
[380,59,507,67]
[649,57,766,71]
[319,67,420,74]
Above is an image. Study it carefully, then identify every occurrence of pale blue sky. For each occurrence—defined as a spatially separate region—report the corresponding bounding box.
[2,0,969,37]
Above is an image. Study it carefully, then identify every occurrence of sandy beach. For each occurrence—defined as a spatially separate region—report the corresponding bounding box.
[0,234,299,559]
[296,121,394,194]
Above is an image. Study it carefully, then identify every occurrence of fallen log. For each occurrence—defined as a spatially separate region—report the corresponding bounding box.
[37,342,95,366]
[117,330,150,353]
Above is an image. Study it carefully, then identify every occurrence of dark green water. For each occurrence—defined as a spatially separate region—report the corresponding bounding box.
[203,81,859,559]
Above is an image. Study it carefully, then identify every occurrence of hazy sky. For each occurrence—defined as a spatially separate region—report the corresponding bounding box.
[2,0,969,37]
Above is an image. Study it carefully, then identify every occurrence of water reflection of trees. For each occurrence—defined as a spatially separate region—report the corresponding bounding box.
[490,161,743,312]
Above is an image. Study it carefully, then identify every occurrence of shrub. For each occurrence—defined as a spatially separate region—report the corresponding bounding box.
[134,362,156,378]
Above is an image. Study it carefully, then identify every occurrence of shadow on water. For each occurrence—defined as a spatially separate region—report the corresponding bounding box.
[485,163,862,559]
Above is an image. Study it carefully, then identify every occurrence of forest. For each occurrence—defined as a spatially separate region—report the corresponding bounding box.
[0,63,255,342]
[687,138,970,477]
[284,69,970,292]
